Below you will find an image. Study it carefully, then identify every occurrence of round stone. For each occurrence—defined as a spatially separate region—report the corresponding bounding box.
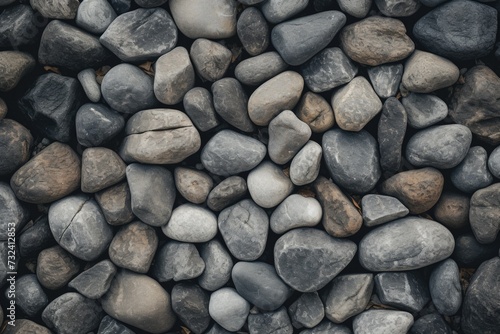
[261,0,309,23]
[81,147,126,193]
[353,310,414,334]
[374,0,420,17]
[450,146,493,193]
[234,52,289,86]
[75,103,125,147]
[247,161,294,209]
[270,194,322,234]
[37,245,80,290]
[171,283,210,334]
[0,51,35,92]
[295,92,335,133]
[0,119,32,176]
[237,7,269,56]
[469,183,500,244]
[95,181,135,226]
[290,141,322,186]
[77,68,101,102]
[488,146,500,178]
[174,167,213,204]
[190,38,232,82]
[153,241,205,282]
[429,259,462,316]
[207,176,248,212]
[209,287,250,332]
[76,0,117,34]
[198,240,233,291]
[183,87,220,132]
[401,93,448,129]
[13,274,48,316]
[162,204,218,243]
[433,191,470,230]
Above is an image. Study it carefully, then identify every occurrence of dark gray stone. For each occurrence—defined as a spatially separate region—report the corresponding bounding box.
[234,52,289,86]
[419,0,446,6]
[0,5,38,49]
[162,204,218,243]
[11,274,48,317]
[375,271,430,312]
[95,181,135,226]
[453,234,499,267]
[361,194,409,227]
[451,146,493,193]
[135,0,168,6]
[368,64,404,99]
[433,191,470,230]
[183,87,220,132]
[0,98,5,120]
[289,292,324,329]
[353,310,414,334]
[402,93,448,129]
[207,176,248,212]
[190,38,232,82]
[153,241,205,282]
[212,78,254,132]
[206,324,232,334]
[77,69,101,102]
[248,307,293,334]
[290,141,322,186]
[429,259,462,316]
[97,315,135,334]
[237,7,269,56]
[75,103,125,147]
[0,182,29,241]
[409,314,452,334]
[374,0,420,17]
[270,194,322,234]
[378,97,407,173]
[3,319,52,334]
[261,0,309,23]
[19,216,55,258]
[1,241,18,288]
[0,51,35,92]
[68,260,117,299]
[470,183,500,244]
[76,0,117,34]
[30,0,79,19]
[299,321,352,334]
[198,240,233,291]
[489,146,500,178]
[109,0,131,13]
[171,283,210,334]
[81,147,126,193]
[209,287,250,332]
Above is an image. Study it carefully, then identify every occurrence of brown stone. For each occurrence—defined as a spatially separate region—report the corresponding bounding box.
[37,245,80,290]
[295,92,335,133]
[81,147,126,193]
[174,167,213,204]
[95,181,135,226]
[433,191,470,230]
[0,119,33,175]
[0,51,36,92]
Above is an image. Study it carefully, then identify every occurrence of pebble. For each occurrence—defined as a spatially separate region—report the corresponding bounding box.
[375,271,430,312]
[335,0,371,18]
[154,47,195,105]
[12,274,48,317]
[174,167,213,204]
[97,315,135,334]
[302,47,357,93]
[234,51,289,86]
[322,128,381,194]
[163,204,218,243]
[409,313,452,334]
[76,0,117,34]
[433,192,469,230]
[0,51,35,92]
[237,7,269,56]
[413,0,497,60]
[101,64,157,114]
[30,0,79,19]
[109,0,131,13]
[3,319,52,334]
[206,324,232,334]
[135,0,168,6]
[299,321,353,334]
[171,283,210,334]
[340,17,414,66]
[248,307,293,334]
[0,242,17,288]
[261,0,309,23]
[0,4,37,49]
[361,194,409,227]
[469,183,500,244]
[429,259,462,316]
[218,199,269,260]
[402,93,448,129]
[153,241,205,282]
[453,234,499,267]
[201,130,266,176]
[488,146,500,178]
[289,292,324,328]
[207,176,248,212]
[247,161,294,208]
[270,194,322,234]
[36,245,80,290]
[324,274,374,323]
[183,87,220,131]
[353,310,414,334]
[290,141,322,186]
[101,270,176,333]
[359,217,455,271]
[75,103,125,147]
[271,11,346,66]
[209,287,250,332]
[190,38,232,82]
[95,181,135,226]
[81,147,126,193]
[451,146,493,193]
[49,195,113,261]
[68,260,117,299]
[198,240,233,291]
[0,119,33,176]
[274,228,357,292]
[378,98,407,173]
[19,216,55,258]
[121,109,201,164]
[295,92,335,133]
[368,64,404,99]
[77,69,101,102]
[374,0,420,17]
[0,97,6,120]
[0,182,29,240]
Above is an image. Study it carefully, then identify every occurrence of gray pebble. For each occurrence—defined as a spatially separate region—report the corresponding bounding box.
[0,51,35,92]
[2,320,52,334]
[109,0,131,13]
[183,87,220,132]
[0,5,38,49]
[75,103,125,147]
[290,141,322,186]
[289,292,324,329]
[81,147,126,193]
[171,283,210,334]
[409,313,452,334]
[174,167,213,204]
[36,246,80,290]
[248,307,293,334]
[95,181,135,226]
[361,194,409,227]
[209,287,250,332]
[353,310,414,334]
[198,240,233,291]
[190,38,232,82]
[19,216,55,258]
[367,63,403,99]
[237,7,269,56]
[0,182,29,241]
[375,271,430,312]
[469,183,500,244]
[336,0,371,18]
[153,241,205,282]
[235,52,288,86]
[374,0,420,17]
[68,260,117,299]
[162,204,218,243]
[451,146,493,193]
[299,321,352,334]
[377,97,407,172]
[261,0,309,23]
[429,259,462,316]
[247,161,294,208]
[97,315,134,334]
[488,146,500,178]
[207,176,248,212]
[30,0,79,19]
[77,69,101,102]
[11,274,48,317]
[270,194,322,234]
[76,0,116,34]
[402,93,448,129]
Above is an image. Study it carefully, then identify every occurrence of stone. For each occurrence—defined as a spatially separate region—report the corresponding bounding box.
[248,307,293,334]
[30,0,79,19]
[0,241,18,288]
[247,161,294,208]
[37,245,80,290]
[0,5,38,49]
[101,64,157,114]
[38,20,110,71]
[332,76,382,131]
[429,259,462,316]
[101,270,176,333]
[212,77,254,132]
[406,124,472,169]
[361,194,409,227]
[49,195,113,261]
[42,292,103,334]
[375,271,430,312]
[322,128,381,194]
[409,314,452,334]
[0,182,29,241]
[234,52,289,86]
[261,0,309,23]
[324,274,373,323]
[402,93,448,129]
[274,228,357,292]
[154,47,194,105]
[359,217,455,271]
[453,234,499,267]
[153,241,205,282]
[97,316,135,334]
[0,119,32,176]
[95,181,135,226]
[237,7,269,56]
[174,167,213,204]
[207,176,248,212]
[81,148,126,193]
[183,87,220,132]
[206,324,232,334]
[18,73,83,142]
[418,0,446,6]
[109,0,131,13]
[3,319,52,334]
[374,0,420,17]
[76,103,125,147]
[162,204,218,243]
[449,66,500,145]
[413,0,497,60]
[295,92,335,133]
[239,0,265,3]
[12,274,48,317]
[353,310,414,334]
[218,199,269,260]
[380,167,444,214]
[10,142,81,204]
[201,130,266,176]
[77,69,101,102]
[289,292,324,328]
[76,0,116,34]
[169,0,237,39]
[451,146,493,193]
[302,47,357,93]
[0,51,35,92]
[198,240,233,291]
[290,141,322,186]
[190,38,232,82]
[100,8,177,62]
[271,11,346,66]
[340,17,414,66]
[469,183,500,244]
[378,97,407,172]
[68,260,117,299]
[171,283,210,334]
[299,321,353,334]
[313,176,363,238]
[336,0,371,17]
[109,221,158,273]
[489,146,500,178]
[270,194,322,234]
[121,109,201,164]
[19,216,55,258]
[433,192,469,230]
[368,64,404,99]
[0,98,6,120]
[209,287,250,332]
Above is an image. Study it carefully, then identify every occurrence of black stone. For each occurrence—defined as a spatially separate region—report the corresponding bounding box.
[409,314,452,334]
[288,292,324,329]
[237,7,269,56]
[378,97,407,173]
[453,234,499,267]
[97,315,135,334]
[212,78,254,132]
[19,216,55,258]
[171,283,210,334]
[75,103,125,147]
[0,4,39,49]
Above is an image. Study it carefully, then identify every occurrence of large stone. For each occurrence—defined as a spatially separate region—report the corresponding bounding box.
[75,103,125,147]
[295,92,335,133]
[183,87,220,132]
[353,310,414,334]
[402,93,448,129]
[489,146,500,178]
[378,97,407,172]
[429,259,462,316]
[209,288,250,332]
[0,182,30,240]
[97,316,135,334]
[469,183,500,244]
[451,146,493,193]
[453,234,499,267]
[375,271,430,312]
[207,176,248,212]
[234,52,289,86]
[19,216,54,258]
[174,167,213,204]
[374,0,420,17]
[30,0,79,19]
[368,64,404,99]
[13,274,48,317]
[0,51,35,92]
[433,191,469,231]
[81,147,126,193]
[68,260,117,299]
[261,0,309,23]
[198,240,233,291]
[3,319,52,334]
[290,141,322,186]
[190,38,232,82]
[0,119,32,176]
[153,241,205,282]
[335,0,371,17]
[247,161,294,208]
[361,194,409,227]
[76,0,117,34]
[289,292,324,328]
[237,7,269,56]
[171,283,210,334]
[95,181,135,226]
[248,307,293,334]
[37,246,80,290]
[0,5,38,49]
[162,204,218,243]
[270,194,322,234]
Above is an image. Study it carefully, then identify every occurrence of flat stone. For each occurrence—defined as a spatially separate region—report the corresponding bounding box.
[374,0,420,17]
[77,69,101,102]
[274,228,357,292]
[234,52,289,86]
[0,119,32,176]
[174,167,213,204]
[489,146,500,178]
[209,287,250,332]
[3,319,52,334]
[76,103,125,147]
[336,0,371,17]
[0,182,29,241]
[37,245,80,290]
[353,310,414,334]
[270,194,322,234]
[248,307,293,334]
[198,240,233,291]
[433,191,470,230]
[295,92,335,133]
[30,0,79,19]
[68,260,117,299]
[299,321,353,334]
[19,216,55,258]
[368,64,404,99]
[0,51,35,92]
[469,183,500,244]
[409,313,452,334]
[362,194,409,227]
[0,5,38,49]
[171,283,210,334]
[359,217,455,271]
[290,141,322,186]
[183,87,220,132]
[97,316,135,334]
[429,259,462,316]
[190,38,232,82]
[153,241,205,282]
[378,97,407,172]
[402,93,448,129]
[207,176,248,212]
[76,0,116,34]
[453,234,499,267]
[289,292,324,328]
[81,147,126,193]
[451,146,493,193]
[247,161,294,208]
[375,271,430,312]
[95,181,135,226]
[261,0,309,23]
[162,204,218,243]
[237,7,269,56]
[12,274,48,317]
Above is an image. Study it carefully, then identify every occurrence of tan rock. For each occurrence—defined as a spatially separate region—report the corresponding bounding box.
[37,245,80,290]
[95,181,135,226]
[174,167,213,204]
[81,147,126,193]
[295,92,335,133]
[0,119,33,175]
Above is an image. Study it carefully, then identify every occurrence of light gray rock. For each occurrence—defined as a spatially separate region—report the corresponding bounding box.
[295,92,335,133]
[95,181,135,226]
[0,182,29,241]
[237,7,269,56]
[75,103,125,147]
[162,204,218,243]
[247,161,294,208]
[270,194,322,234]
[30,0,79,19]
[190,38,232,82]
[336,0,371,18]
[429,259,462,316]
[374,0,421,17]
[174,167,213,204]
[261,0,309,23]
[183,87,220,132]
[289,292,324,328]
[153,241,205,282]
[0,51,35,92]
[77,69,101,102]
[375,271,430,312]
[198,240,233,291]
[488,146,500,178]
[234,52,289,86]
[290,141,322,186]
[367,64,404,99]
[207,176,248,212]
[451,146,493,193]
[248,307,293,334]
[353,310,414,334]
[469,183,500,244]
[402,93,448,129]
[361,194,409,227]
[76,0,116,34]
[209,287,250,332]
[68,260,117,299]
[12,274,48,317]
[81,147,126,193]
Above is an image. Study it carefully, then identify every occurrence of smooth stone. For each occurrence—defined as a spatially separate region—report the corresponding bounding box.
[0,98,6,120]
[451,146,493,193]
[237,7,269,56]
[299,321,352,334]
[402,93,448,129]
[302,47,357,93]
[332,76,382,131]
[274,228,357,292]
[38,20,110,71]
[169,0,237,39]
[0,241,18,288]
[261,0,309,23]
[42,292,102,334]
[68,260,117,299]
[101,64,156,114]
[375,271,430,312]
[81,147,126,193]
[100,8,177,62]
[12,274,48,317]
[212,77,254,132]
[109,221,158,273]
[247,161,294,208]
[0,182,29,241]
[470,183,500,244]
[0,119,32,176]
[429,259,462,316]
[413,0,497,60]
[109,0,131,13]
[289,292,324,328]
[272,11,346,66]
[30,0,79,19]
[97,316,135,334]
[154,47,194,105]
[206,324,232,334]
[340,17,415,66]
[409,313,452,334]
[368,64,404,99]
[174,167,213,204]
[295,92,335,133]
[183,87,220,132]
[171,283,210,334]
[335,0,371,17]
[198,240,233,291]
[322,128,381,194]
[19,216,54,258]
[248,307,293,334]
[353,310,414,334]
[3,319,52,334]
[135,0,168,6]
[77,69,101,102]
[433,191,469,230]
[489,146,500,178]
[378,97,407,172]
[10,142,81,204]
[76,103,125,147]
[313,176,363,237]
[153,241,205,282]
[359,217,455,271]
[201,130,266,176]
[37,245,80,290]
[49,195,113,261]
[207,176,248,212]
[290,141,322,186]
[0,5,37,49]
[234,52,289,86]
[218,199,269,260]
[0,51,35,92]
[95,181,135,226]
[162,204,218,243]
[239,0,265,3]
[361,194,409,227]
[270,194,322,234]
[209,287,250,332]
[453,234,499,267]
[190,38,232,82]
[101,270,176,333]
[18,73,83,142]
[76,0,116,34]
[374,0,420,17]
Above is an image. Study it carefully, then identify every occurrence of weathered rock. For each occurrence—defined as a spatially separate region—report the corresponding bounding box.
[171,283,210,334]
[295,92,335,133]
[75,103,125,147]
[13,274,48,317]
[353,310,414,334]
[68,260,117,299]
[362,194,409,227]
[76,0,117,34]
[270,194,322,234]
[378,97,407,172]
[368,64,404,99]
[451,146,493,193]
[290,141,322,186]
[289,292,324,328]
[162,204,218,243]
[0,51,35,92]
[3,319,52,334]
[97,316,135,334]
[209,287,250,332]
[81,148,126,193]
[95,181,135,226]
[433,191,469,230]
[198,240,233,291]
[234,52,289,86]
[402,93,448,129]
[0,5,38,49]
[470,183,500,244]
[37,245,80,290]
[183,87,220,132]
[30,0,79,19]
[335,0,371,17]
[247,161,294,208]
[0,182,29,241]
[453,234,499,267]
[190,38,232,82]
[248,307,293,334]
[0,98,6,120]
[237,7,269,56]
[375,271,430,312]
[135,0,168,6]
[77,69,101,102]
[261,0,309,23]
[0,120,32,176]
[207,176,248,212]
[299,321,352,334]
[109,0,131,13]
[374,0,420,17]
[153,241,205,282]
[409,313,452,334]
[175,167,213,204]
[489,146,500,178]
[429,259,462,316]
[19,216,54,257]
